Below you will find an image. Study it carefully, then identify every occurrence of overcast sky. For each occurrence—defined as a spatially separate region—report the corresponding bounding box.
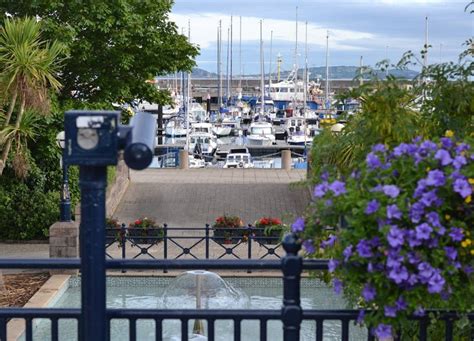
[169,0,473,74]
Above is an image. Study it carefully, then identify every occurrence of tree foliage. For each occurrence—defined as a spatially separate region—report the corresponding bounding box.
[1,0,199,104]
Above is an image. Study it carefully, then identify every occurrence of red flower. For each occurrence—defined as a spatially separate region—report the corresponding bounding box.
[134,219,142,226]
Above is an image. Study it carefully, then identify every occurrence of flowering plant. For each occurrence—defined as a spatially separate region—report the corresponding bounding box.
[213,215,243,228]
[213,215,244,243]
[254,217,285,244]
[129,217,157,228]
[297,135,473,339]
[128,217,163,245]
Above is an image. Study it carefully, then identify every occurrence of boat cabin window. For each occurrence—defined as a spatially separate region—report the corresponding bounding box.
[280,88,288,93]
[251,127,273,135]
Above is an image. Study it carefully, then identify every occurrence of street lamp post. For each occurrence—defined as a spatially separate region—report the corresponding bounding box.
[56,131,71,221]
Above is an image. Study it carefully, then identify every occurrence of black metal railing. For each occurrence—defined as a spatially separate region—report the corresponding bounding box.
[1,236,473,341]
[105,224,283,263]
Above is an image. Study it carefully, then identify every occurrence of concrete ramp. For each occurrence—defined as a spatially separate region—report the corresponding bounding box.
[113,169,310,227]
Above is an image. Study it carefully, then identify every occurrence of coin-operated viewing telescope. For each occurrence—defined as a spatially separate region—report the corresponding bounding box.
[63,110,156,169]
[62,110,157,341]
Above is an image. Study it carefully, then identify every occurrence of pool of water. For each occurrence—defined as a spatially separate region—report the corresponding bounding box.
[25,276,367,340]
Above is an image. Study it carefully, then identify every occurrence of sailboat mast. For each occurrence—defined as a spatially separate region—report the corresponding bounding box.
[226,27,230,105]
[269,30,273,87]
[294,6,298,84]
[423,16,429,68]
[304,21,308,146]
[218,20,222,108]
[239,16,242,90]
[230,16,233,102]
[325,31,329,107]
[303,21,308,115]
[185,20,191,150]
[260,20,264,117]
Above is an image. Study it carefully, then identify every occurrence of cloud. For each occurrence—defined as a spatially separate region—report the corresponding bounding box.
[169,12,376,51]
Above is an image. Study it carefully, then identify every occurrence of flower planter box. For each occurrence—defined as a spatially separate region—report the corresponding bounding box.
[212,227,242,244]
[253,227,283,245]
[127,227,164,245]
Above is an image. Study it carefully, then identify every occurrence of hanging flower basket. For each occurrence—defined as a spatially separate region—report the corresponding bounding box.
[254,217,285,244]
[105,217,123,244]
[127,217,164,245]
[212,215,245,244]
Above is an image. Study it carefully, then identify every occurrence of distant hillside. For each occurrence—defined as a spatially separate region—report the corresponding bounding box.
[161,66,418,80]
[191,67,217,78]
[279,66,419,80]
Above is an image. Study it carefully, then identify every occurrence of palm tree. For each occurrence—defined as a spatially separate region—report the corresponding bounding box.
[0,17,64,176]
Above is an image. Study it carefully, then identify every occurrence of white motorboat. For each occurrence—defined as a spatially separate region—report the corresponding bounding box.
[212,122,232,137]
[223,153,254,168]
[189,102,208,122]
[191,122,213,135]
[189,155,206,168]
[165,119,187,137]
[186,132,217,156]
[246,122,275,146]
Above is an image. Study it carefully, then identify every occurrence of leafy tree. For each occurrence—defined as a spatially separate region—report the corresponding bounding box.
[0,17,63,176]
[1,0,199,104]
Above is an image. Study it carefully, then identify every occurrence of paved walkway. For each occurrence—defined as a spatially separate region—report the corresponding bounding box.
[114,168,310,228]
[0,169,311,267]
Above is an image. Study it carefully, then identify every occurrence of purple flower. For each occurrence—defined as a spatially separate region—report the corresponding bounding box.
[302,240,315,254]
[384,305,397,318]
[449,227,464,242]
[383,185,400,198]
[356,310,365,324]
[343,245,353,262]
[387,226,405,248]
[321,234,337,248]
[362,284,376,301]
[453,178,472,198]
[328,259,339,273]
[373,324,392,340]
[407,230,422,247]
[393,143,409,157]
[291,217,305,232]
[388,266,409,284]
[366,152,382,169]
[407,274,419,286]
[414,179,428,198]
[463,265,473,275]
[372,143,386,153]
[313,183,328,198]
[420,140,438,152]
[333,278,343,294]
[329,180,347,196]
[325,199,333,207]
[420,190,438,207]
[455,143,470,154]
[425,212,441,227]
[435,149,453,166]
[453,155,467,169]
[428,270,445,293]
[356,239,373,258]
[321,171,329,181]
[426,170,446,187]
[396,297,407,311]
[407,252,421,265]
[417,262,434,282]
[409,202,425,223]
[415,223,433,240]
[365,199,380,215]
[386,253,404,268]
[386,204,402,220]
[444,246,457,261]
[414,307,425,317]
[440,137,454,149]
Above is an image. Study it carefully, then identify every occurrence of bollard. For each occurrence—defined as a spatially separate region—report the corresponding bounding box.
[179,150,189,169]
[281,233,303,341]
[281,149,292,171]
